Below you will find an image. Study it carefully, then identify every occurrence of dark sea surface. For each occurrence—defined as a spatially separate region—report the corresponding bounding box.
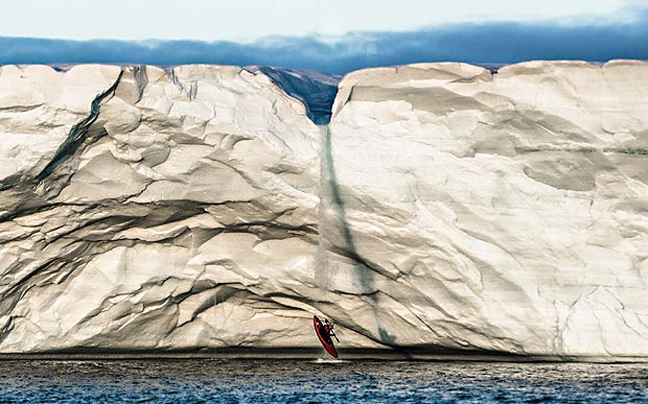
[0,358,646,403]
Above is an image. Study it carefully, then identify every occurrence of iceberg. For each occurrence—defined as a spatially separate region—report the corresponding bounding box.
[0,61,647,359]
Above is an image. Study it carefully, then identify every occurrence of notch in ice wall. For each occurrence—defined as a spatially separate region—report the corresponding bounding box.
[246,66,341,125]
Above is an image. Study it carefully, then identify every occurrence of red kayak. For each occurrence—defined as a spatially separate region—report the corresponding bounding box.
[313,315,339,358]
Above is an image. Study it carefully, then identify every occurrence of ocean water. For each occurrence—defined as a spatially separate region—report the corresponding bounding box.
[0,358,646,403]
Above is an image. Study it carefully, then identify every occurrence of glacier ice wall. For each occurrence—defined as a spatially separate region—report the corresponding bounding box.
[326,61,648,357]
[0,64,334,352]
[0,61,647,358]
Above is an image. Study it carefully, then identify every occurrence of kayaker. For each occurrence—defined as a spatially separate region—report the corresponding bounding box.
[324,319,339,342]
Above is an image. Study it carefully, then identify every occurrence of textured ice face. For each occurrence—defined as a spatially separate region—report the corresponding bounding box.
[0,64,333,352]
[0,64,123,182]
[326,61,648,357]
[0,61,647,358]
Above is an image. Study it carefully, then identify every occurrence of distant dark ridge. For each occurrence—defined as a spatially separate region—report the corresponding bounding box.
[1,17,647,75]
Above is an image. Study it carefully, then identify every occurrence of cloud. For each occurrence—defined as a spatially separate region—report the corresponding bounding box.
[1,18,647,74]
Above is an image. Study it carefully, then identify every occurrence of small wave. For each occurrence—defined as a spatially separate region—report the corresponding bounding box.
[311,358,349,364]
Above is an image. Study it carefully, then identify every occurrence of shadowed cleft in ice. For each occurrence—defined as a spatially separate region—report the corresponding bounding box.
[248,66,341,125]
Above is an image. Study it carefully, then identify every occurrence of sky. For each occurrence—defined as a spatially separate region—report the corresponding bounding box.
[0,0,644,41]
[1,0,647,73]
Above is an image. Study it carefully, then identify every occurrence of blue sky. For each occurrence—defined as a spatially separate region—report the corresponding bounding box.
[0,0,645,41]
[1,0,647,73]
[0,0,643,41]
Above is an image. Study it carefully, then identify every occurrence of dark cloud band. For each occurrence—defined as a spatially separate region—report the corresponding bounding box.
[1,19,647,74]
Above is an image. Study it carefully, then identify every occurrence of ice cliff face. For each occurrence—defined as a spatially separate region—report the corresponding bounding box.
[0,64,328,352]
[0,61,647,358]
[326,61,648,358]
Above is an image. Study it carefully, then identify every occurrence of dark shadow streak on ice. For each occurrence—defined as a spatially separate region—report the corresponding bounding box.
[34,69,125,183]
[323,126,397,346]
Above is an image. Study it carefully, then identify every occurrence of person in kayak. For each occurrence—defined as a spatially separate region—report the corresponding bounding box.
[324,319,339,342]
